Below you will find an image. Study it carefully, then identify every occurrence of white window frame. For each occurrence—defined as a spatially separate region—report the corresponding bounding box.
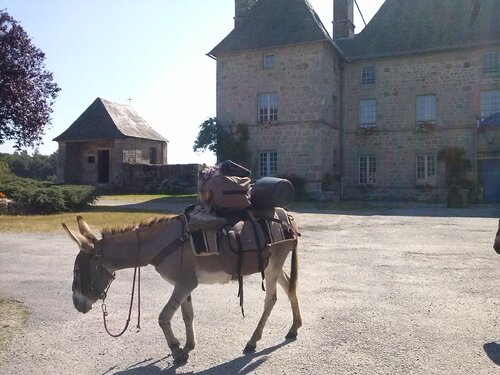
[258,92,278,123]
[359,99,376,128]
[416,154,436,186]
[361,65,376,85]
[483,52,499,74]
[263,53,274,68]
[359,156,376,185]
[480,90,500,119]
[416,95,437,125]
[259,151,277,177]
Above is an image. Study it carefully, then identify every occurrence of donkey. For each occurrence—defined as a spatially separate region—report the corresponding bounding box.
[494,219,500,254]
[63,214,302,364]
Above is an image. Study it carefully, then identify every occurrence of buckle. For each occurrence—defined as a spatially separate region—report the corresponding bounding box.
[180,232,190,242]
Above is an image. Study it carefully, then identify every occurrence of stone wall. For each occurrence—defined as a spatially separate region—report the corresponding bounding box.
[341,46,500,200]
[216,42,342,192]
[114,163,202,194]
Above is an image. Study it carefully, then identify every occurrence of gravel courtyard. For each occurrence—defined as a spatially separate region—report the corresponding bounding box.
[0,205,499,374]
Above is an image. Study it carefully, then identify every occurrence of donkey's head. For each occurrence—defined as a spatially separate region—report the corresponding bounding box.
[63,216,115,313]
[494,219,500,255]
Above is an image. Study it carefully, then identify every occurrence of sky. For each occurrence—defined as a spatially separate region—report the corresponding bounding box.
[0,0,385,164]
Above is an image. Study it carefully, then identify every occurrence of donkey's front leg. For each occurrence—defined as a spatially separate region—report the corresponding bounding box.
[159,282,196,364]
[244,270,279,353]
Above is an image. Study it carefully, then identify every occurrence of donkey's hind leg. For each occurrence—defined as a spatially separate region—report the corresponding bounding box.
[278,269,302,340]
[158,282,197,365]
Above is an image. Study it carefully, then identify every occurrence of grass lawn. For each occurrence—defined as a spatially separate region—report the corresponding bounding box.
[0,195,195,232]
[0,194,380,232]
[0,298,28,352]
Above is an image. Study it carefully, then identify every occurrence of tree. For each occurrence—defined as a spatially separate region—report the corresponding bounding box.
[193,117,250,166]
[193,117,219,155]
[0,10,60,149]
[0,150,57,181]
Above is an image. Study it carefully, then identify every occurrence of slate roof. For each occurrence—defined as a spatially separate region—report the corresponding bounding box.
[337,0,500,60]
[208,0,336,57]
[53,98,167,142]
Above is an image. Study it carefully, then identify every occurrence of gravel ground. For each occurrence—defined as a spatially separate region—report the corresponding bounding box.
[0,204,499,374]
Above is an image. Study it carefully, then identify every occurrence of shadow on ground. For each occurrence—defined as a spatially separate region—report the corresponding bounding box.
[111,340,293,374]
[483,342,500,365]
[95,197,196,214]
[96,196,500,219]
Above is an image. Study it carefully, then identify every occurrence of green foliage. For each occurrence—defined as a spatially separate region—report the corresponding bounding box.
[0,151,57,181]
[218,124,250,166]
[0,10,61,149]
[437,146,472,189]
[193,117,250,166]
[0,160,10,176]
[193,117,218,154]
[322,173,339,191]
[0,173,99,213]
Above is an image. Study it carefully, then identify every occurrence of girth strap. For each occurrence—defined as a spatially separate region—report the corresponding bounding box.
[150,215,190,267]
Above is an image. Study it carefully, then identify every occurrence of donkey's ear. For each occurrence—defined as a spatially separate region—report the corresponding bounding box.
[76,216,98,244]
[62,223,94,253]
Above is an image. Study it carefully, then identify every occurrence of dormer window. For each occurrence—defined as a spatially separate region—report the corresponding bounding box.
[263,54,274,68]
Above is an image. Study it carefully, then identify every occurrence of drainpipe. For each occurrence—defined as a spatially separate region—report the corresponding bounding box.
[339,57,345,200]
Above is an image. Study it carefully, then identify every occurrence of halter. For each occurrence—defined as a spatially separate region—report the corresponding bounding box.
[73,251,115,301]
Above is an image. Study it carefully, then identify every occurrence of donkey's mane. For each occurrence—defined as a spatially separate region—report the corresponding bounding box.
[101,214,177,238]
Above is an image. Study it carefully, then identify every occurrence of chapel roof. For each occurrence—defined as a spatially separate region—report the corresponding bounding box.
[53,98,167,143]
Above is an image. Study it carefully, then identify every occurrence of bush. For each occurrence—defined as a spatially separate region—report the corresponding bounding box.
[0,173,99,213]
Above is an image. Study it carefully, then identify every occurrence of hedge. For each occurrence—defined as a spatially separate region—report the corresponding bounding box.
[0,173,99,214]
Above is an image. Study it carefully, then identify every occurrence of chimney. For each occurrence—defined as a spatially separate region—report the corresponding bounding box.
[234,0,257,28]
[333,0,354,39]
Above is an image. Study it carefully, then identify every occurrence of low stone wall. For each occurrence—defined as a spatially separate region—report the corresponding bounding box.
[0,199,28,215]
[114,163,203,194]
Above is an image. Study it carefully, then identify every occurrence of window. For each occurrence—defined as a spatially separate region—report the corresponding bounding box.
[361,65,375,85]
[263,54,274,68]
[258,93,278,123]
[480,90,500,118]
[483,52,499,74]
[359,156,376,184]
[359,99,376,127]
[416,155,436,185]
[259,151,277,177]
[149,147,157,164]
[87,155,95,163]
[416,95,437,124]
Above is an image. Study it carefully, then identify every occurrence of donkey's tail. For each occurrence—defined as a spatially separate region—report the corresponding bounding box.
[289,239,299,295]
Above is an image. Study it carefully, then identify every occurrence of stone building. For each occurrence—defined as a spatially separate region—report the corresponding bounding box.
[209,0,500,202]
[54,97,168,185]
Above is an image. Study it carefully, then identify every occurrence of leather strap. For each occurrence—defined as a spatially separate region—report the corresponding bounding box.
[150,215,190,267]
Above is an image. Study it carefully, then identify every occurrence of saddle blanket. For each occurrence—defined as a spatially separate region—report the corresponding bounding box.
[188,207,296,276]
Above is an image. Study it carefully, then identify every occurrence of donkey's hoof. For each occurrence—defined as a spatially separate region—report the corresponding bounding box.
[243,343,256,353]
[174,352,189,366]
[285,331,297,340]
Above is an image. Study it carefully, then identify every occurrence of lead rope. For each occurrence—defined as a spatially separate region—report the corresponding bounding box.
[101,227,142,337]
